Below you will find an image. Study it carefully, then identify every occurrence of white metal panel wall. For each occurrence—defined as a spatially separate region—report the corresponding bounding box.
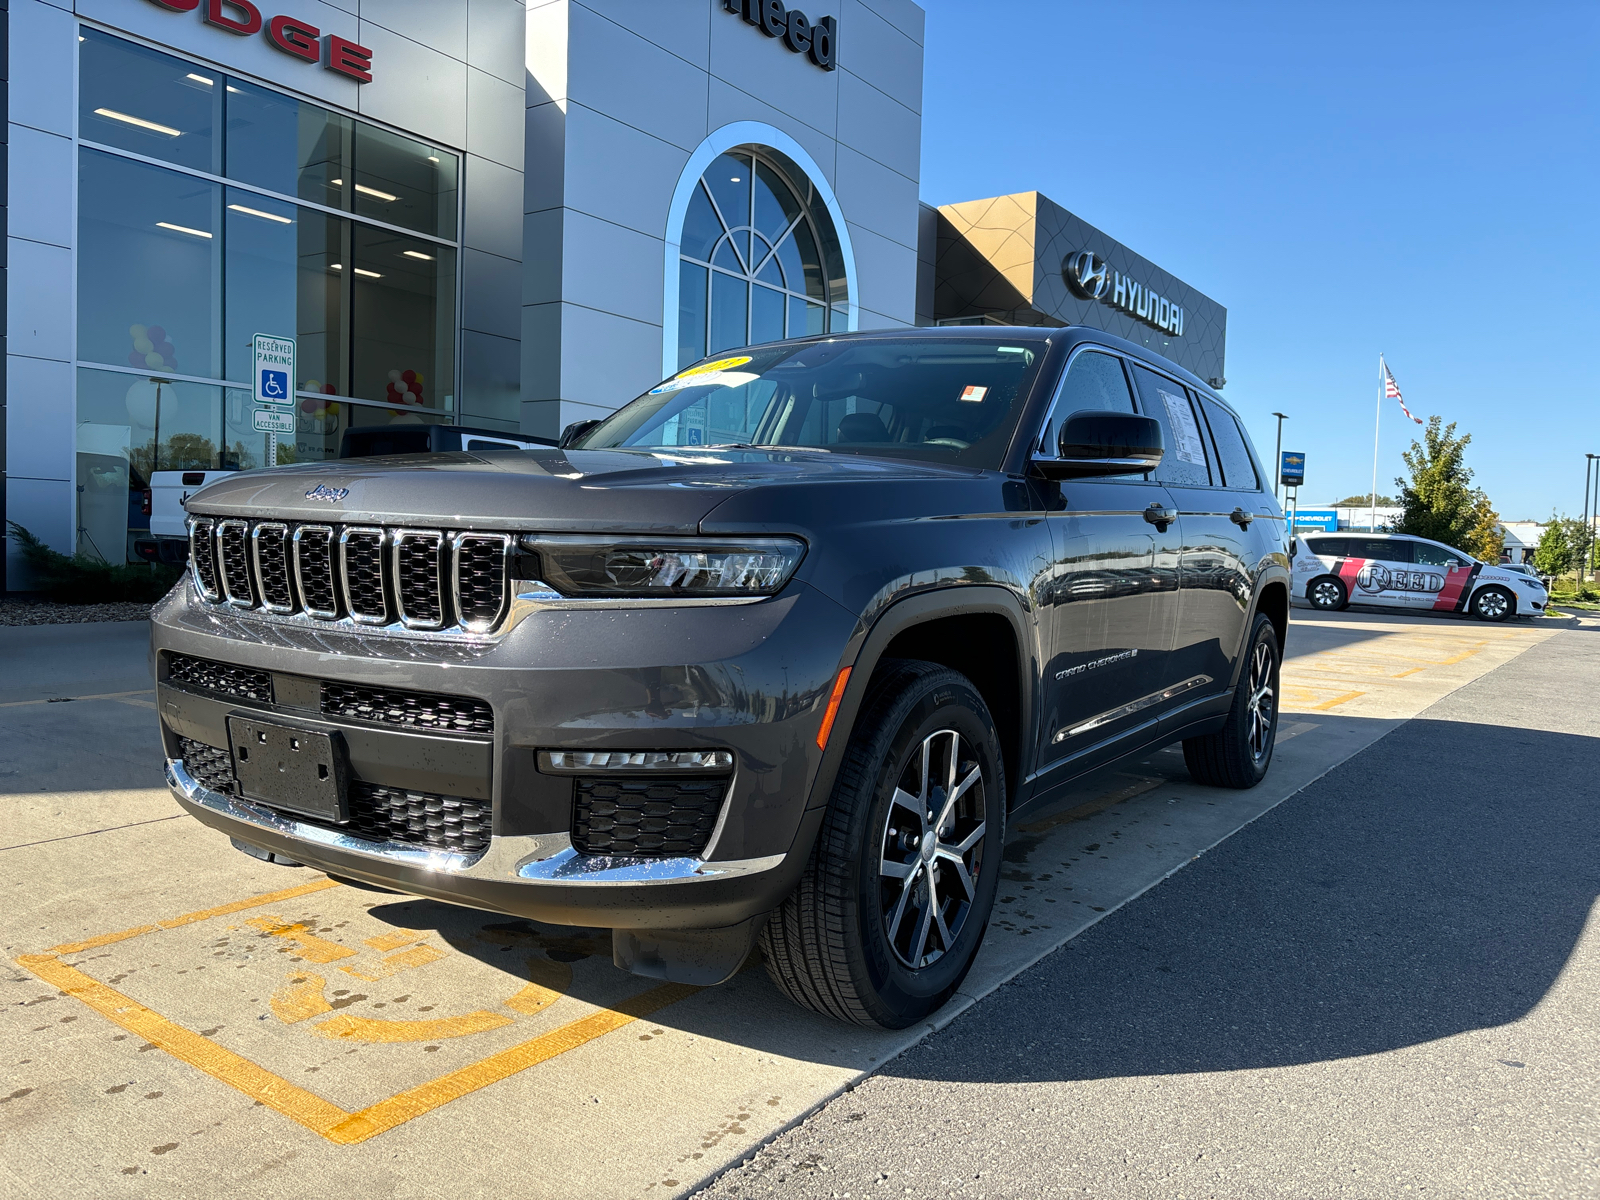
[519,0,923,439]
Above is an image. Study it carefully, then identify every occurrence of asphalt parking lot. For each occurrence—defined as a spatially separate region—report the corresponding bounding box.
[1,607,1589,1198]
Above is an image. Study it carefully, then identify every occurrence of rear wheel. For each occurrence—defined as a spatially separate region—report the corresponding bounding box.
[1471,586,1514,622]
[1307,575,1347,611]
[762,660,1005,1029]
[1183,614,1280,789]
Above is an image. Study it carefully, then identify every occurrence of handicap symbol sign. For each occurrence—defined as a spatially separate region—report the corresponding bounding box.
[260,369,289,402]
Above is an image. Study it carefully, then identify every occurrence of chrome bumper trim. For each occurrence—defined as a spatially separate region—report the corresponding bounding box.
[166,758,784,887]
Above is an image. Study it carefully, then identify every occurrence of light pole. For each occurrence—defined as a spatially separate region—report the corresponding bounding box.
[1580,451,1593,582]
[1271,412,1288,504]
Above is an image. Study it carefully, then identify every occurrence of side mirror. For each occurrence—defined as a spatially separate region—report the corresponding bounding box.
[1033,410,1164,479]
[558,419,601,449]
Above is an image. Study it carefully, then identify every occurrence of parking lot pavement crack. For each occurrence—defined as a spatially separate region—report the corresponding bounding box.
[1,814,183,852]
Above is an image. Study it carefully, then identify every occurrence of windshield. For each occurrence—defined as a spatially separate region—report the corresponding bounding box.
[571,336,1049,469]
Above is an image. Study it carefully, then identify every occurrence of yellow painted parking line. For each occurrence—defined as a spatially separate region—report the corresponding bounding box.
[14,877,700,1146]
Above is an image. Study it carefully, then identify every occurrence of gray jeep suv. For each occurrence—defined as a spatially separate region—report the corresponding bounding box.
[152,327,1289,1028]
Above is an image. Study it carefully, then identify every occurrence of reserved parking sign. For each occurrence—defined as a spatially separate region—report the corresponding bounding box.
[253,334,296,408]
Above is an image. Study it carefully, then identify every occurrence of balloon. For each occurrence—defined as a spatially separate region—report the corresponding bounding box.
[387,369,401,382]
[301,398,318,414]
[323,384,337,394]
[128,352,145,367]
[155,342,175,360]
[401,369,416,384]
[133,336,154,354]
[145,352,165,368]
[147,325,166,343]
[129,324,148,339]
[414,373,424,385]
[327,402,340,415]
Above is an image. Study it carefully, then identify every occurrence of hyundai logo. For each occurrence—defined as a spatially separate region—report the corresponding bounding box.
[304,484,350,503]
[1063,250,1110,300]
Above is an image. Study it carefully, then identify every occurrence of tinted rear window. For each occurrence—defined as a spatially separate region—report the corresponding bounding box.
[1352,538,1410,562]
[1199,396,1258,489]
[342,430,432,457]
[1305,537,1349,557]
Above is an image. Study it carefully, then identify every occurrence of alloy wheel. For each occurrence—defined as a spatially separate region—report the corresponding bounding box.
[1310,579,1342,609]
[1476,589,1509,620]
[878,729,988,970]
[1246,639,1276,762]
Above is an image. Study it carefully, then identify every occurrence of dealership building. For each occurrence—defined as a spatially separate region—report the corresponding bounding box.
[1,0,1226,588]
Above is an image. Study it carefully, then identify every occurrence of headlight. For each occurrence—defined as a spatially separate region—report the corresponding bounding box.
[520,534,805,598]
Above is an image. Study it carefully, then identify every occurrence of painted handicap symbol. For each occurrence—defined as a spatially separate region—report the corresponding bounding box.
[254,915,611,1044]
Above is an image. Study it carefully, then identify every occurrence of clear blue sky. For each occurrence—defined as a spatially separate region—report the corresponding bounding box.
[917,1,1598,520]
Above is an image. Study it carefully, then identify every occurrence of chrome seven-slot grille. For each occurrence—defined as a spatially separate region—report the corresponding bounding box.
[188,517,510,632]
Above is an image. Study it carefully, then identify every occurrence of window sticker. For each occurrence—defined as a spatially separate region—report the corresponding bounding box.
[649,370,759,395]
[958,385,988,403]
[677,355,752,378]
[1158,388,1206,466]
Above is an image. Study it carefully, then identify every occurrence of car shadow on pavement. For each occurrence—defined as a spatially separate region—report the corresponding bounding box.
[879,714,1600,1084]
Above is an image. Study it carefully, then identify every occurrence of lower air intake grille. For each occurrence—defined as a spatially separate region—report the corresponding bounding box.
[320,682,494,735]
[167,654,274,703]
[343,783,492,852]
[174,736,490,853]
[178,736,238,795]
[571,777,726,857]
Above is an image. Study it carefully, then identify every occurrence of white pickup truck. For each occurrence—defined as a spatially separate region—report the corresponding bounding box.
[139,469,235,563]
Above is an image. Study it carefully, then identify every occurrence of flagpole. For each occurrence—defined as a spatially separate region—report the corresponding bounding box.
[1371,354,1383,533]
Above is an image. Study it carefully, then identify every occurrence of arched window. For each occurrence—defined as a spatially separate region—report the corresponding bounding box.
[675,147,850,370]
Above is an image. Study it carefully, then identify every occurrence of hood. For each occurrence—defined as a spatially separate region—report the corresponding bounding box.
[183,447,983,534]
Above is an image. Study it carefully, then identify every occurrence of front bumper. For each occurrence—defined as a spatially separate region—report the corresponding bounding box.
[167,758,809,928]
[152,574,856,928]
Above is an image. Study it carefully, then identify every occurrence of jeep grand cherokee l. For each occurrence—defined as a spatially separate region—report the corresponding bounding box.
[153,327,1290,1029]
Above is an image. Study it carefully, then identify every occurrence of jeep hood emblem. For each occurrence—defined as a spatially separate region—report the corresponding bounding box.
[305,484,350,503]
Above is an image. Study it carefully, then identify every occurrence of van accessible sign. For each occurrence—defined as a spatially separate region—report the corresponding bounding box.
[1063,250,1185,338]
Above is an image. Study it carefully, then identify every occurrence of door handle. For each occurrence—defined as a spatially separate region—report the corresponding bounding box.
[1143,502,1177,532]
[1230,507,1255,528]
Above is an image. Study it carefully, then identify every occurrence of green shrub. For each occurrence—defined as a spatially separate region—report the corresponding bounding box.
[6,521,183,603]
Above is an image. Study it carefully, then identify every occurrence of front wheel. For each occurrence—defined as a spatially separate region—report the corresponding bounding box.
[762,660,1005,1029]
[1471,585,1514,622]
[1307,575,1348,611]
[1183,614,1280,788]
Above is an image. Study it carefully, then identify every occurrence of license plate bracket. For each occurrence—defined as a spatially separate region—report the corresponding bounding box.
[227,715,349,823]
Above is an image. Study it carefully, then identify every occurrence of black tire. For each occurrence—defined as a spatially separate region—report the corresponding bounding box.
[762,659,1006,1029]
[1307,575,1348,611]
[1183,614,1280,789]
[1470,586,1514,622]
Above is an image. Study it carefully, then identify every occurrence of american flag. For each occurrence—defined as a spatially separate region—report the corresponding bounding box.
[1381,356,1423,424]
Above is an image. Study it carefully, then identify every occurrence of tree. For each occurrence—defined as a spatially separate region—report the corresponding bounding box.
[1391,416,1502,561]
[1333,493,1397,507]
[1533,520,1572,577]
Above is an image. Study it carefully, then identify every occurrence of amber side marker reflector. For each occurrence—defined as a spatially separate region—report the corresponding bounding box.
[816,666,853,751]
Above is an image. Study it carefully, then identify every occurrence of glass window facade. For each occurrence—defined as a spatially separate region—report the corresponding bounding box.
[73,29,461,561]
[676,149,849,370]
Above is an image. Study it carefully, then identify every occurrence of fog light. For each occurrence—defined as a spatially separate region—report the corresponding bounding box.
[538,749,734,773]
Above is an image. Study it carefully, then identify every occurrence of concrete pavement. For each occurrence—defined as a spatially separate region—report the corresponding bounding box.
[697,616,1600,1199]
[0,608,1575,1198]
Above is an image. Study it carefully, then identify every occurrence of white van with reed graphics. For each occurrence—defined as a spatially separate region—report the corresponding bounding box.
[1292,532,1547,622]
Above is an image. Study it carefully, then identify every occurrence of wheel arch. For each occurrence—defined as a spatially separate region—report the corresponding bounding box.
[807,587,1035,815]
